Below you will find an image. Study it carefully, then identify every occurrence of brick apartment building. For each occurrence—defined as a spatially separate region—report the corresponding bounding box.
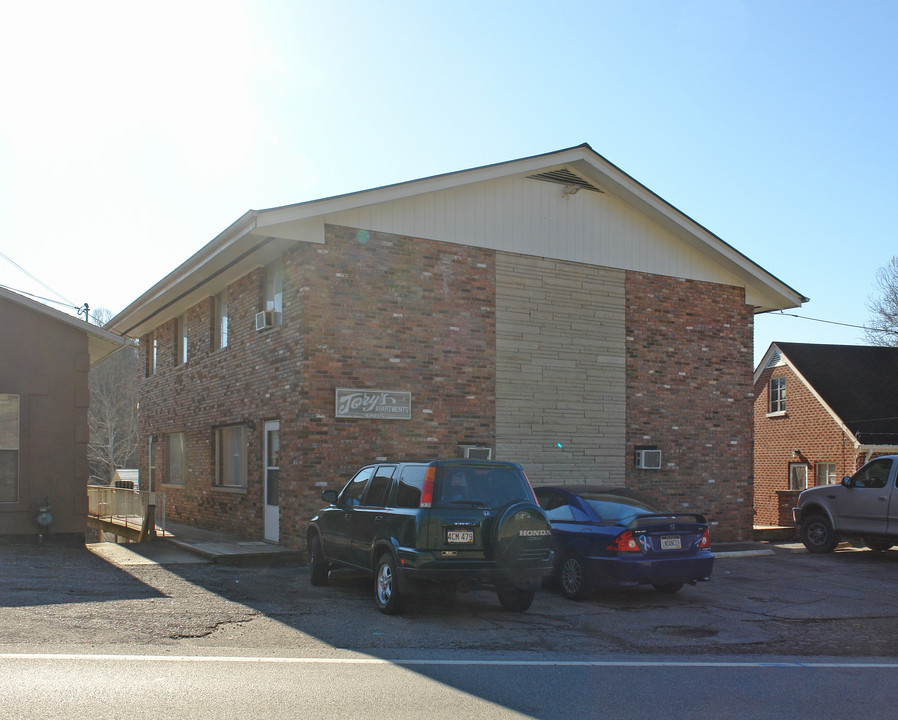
[753,342,898,526]
[107,144,805,547]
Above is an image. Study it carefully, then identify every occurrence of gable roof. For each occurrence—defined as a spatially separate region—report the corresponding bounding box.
[766,342,898,446]
[0,286,132,366]
[107,143,807,338]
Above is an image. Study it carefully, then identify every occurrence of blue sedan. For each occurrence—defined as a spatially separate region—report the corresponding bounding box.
[534,486,713,600]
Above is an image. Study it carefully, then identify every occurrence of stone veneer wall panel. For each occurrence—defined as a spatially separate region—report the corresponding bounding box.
[495,253,626,483]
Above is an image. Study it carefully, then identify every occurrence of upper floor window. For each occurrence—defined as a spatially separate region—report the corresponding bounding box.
[0,394,19,503]
[215,424,248,489]
[769,377,786,414]
[214,292,229,350]
[146,333,157,377]
[176,315,188,366]
[165,432,186,485]
[264,261,283,327]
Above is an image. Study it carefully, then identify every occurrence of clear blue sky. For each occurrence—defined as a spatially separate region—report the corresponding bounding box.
[2,0,895,366]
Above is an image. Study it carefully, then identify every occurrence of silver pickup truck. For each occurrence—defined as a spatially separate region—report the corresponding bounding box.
[793,455,898,553]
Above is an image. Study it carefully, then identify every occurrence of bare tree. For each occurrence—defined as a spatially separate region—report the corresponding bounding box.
[866,257,898,347]
[88,309,139,483]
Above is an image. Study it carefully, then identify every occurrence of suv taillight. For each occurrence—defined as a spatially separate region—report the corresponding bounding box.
[420,466,436,508]
[521,469,539,504]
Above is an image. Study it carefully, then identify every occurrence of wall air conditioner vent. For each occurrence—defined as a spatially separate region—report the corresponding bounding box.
[635,449,662,470]
[255,311,274,331]
[459,445,492,460]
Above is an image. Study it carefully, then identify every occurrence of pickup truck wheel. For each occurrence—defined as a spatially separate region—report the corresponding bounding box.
[864,538,893,552]
[309,535,329,586]
[374,552,403,615]
[496,584,535,612]
[801,513,837,553]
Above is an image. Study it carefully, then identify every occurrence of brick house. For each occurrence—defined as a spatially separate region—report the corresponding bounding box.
[107,144,805,546]
[1,286,131,543]
[753,342,898,526]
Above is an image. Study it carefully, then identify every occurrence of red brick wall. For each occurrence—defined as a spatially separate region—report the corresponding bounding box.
[625,273,754,541]
[139,225,496,548]
[753,362,861,525]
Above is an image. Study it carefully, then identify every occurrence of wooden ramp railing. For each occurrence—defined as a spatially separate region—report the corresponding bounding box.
[87,485,167,542]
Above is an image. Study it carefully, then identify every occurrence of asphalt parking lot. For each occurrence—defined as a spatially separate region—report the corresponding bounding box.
[2,540,897,658]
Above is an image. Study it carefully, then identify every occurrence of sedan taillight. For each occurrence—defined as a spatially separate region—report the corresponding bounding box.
[697,527,711,549]
[608,530,641,553]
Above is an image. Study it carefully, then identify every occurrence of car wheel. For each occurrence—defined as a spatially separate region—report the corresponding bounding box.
[864,538,893,552]
[374,552,403,615]
[496,584,535,612]
[559,552,589,601]
[652,582,684,594]
[309,535,329,586]
[801,513,837,553]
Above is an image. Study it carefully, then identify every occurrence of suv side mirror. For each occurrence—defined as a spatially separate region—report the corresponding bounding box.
[841,476,853,488]
[322,489,338,504]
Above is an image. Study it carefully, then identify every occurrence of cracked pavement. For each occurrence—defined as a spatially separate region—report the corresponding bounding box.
[2,541,897,658]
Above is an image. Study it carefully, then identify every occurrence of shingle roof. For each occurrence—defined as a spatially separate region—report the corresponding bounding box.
[776,342,898,445]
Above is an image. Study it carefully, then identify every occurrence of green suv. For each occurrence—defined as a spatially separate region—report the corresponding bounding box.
[306,459,554,614]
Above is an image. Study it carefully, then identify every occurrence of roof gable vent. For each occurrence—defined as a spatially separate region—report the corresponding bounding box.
[766,349,783,368]
[527,167,603,193]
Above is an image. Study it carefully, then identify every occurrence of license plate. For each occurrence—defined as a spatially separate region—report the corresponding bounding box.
[660,535,682,550]
[447,530,474,544]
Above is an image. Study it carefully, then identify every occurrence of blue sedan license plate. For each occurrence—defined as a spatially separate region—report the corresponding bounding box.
[447,530,474,544]
[660,535,682,550]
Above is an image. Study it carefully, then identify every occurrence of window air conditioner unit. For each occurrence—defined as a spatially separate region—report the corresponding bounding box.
[461,446,492,460]
[635,449,662,469]
[255,311,273,331]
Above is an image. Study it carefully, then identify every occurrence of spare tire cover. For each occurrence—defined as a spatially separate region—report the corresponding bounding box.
[490,502,552,569]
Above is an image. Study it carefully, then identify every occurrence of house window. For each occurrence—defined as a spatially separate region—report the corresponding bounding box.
[0,394,19,503]
[215,424,248,488]
[165,432,186,485]
[769,377,786,414]
[816,462,837,485]
[176,316,188,365]
[264,261,283,327]
[789,462,808,491]
[214,292,228,350]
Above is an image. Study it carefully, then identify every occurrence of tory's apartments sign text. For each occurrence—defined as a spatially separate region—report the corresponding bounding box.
[335,389,412,420]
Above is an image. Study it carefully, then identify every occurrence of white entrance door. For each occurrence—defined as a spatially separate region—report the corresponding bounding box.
[263,420,280,543]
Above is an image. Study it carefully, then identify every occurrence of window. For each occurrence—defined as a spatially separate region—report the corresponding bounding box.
[147,437,156,491]
[146,333,157,377]
[215,425,247,488]
[176,316,188,365]
[264,261,283,327]
[850,458,893,489]
[214,292,228,350]
[395,465,426,508]
[538,491,576,522]
[165,432,186,485]
[789,463,808,491]
[363,466,396,507]
[769,377,786,413]
[338,467,374,507]
[0,395,19,503]
[816,462,837,485]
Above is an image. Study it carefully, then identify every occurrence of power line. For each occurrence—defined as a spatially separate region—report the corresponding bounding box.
[769,311,898,335]
[0,250,76,307]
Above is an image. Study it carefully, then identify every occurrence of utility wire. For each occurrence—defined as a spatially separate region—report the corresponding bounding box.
[0,249,76,307]
[770,311,898,336]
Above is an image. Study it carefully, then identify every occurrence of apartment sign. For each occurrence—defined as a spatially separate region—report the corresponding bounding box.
[335,389,412,420]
